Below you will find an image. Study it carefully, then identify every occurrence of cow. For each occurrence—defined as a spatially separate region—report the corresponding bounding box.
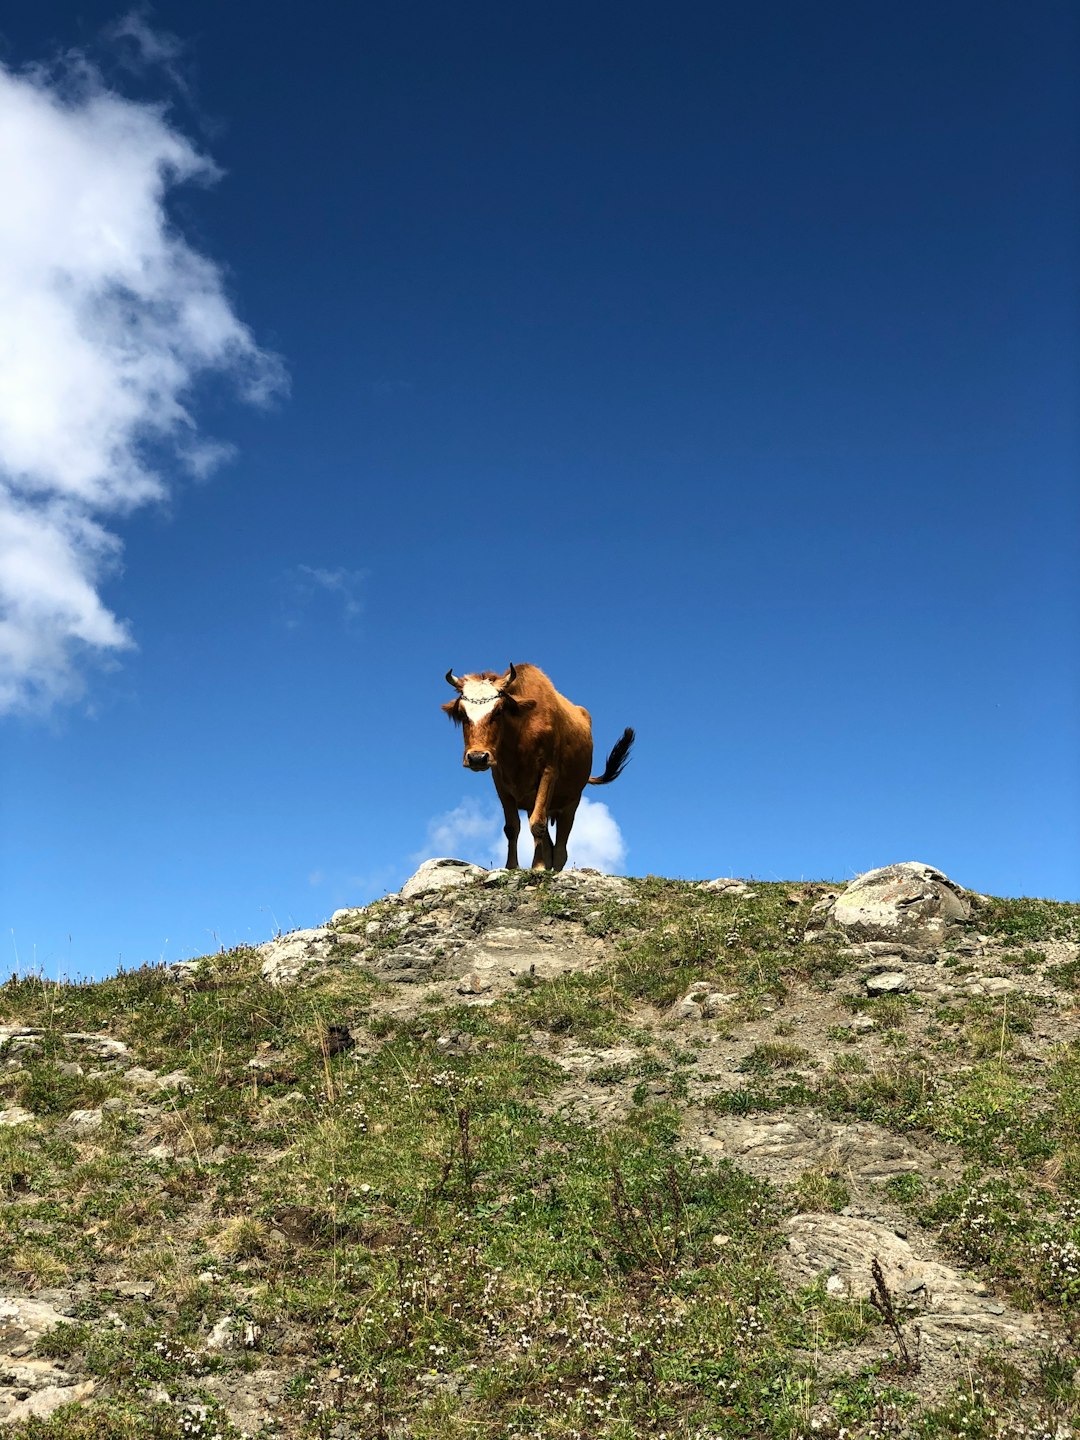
[442,662,634,871]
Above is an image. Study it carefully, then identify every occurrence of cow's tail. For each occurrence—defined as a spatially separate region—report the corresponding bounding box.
[588,727,635,786]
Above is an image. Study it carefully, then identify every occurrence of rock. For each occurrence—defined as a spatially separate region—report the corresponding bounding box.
[0,1026,43,1046]
[205,1316,237,1351]
[62,1033,129,1059]
[259,927,336,986]
[115,1281,155,1299]
[457,972,492,995]
[806,863,969,948]
[703,991,737,1015]
[371,945,442,984]
[1,1380,95,1423]
[0,1298,70,1348]
[0,1108,33,1128]
[435,1033,474,1056]
[330,906,368,927]
[122,1067,159,1088]
[979,977,1017,996]
[157,1071,195,1093]
[672,999,704,1022]
[61,1109,103,1137]
[5,1038,42,1059]
[694,1111,945,1185]
[699,878,753,896]
[865,971,913,995]
[782,1213,1041,1347]
[101,1098,126,1114]
[551,869,634,901]
[400,858,487,900]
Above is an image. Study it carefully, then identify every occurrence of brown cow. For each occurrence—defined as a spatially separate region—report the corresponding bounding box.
[442,663,634,871]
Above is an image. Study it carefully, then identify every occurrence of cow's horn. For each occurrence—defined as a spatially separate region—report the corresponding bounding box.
[445,669,464,691]
[499,662,518,691]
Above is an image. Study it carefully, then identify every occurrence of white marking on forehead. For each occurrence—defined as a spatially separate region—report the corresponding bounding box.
[461,678,500,722]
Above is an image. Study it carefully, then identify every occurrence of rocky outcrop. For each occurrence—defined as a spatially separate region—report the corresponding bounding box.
[0,1297,93,1425]
[782,1214,1046,1349]
[399,857,488,899]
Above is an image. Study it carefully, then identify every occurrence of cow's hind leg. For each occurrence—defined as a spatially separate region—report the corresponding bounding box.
[552,801,579,872]
[495,784,522,869]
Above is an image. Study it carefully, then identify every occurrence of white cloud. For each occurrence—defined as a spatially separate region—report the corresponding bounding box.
[0,47,284,712]
[563,798,627,872]
[418,794,627,874]
[420,797,502,865]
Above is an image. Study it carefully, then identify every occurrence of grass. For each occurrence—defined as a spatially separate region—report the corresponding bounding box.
[0,874,1078,1437]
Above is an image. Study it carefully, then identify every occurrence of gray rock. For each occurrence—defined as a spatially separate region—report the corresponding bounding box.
[62,1109,103,1137]
[372,945,441,983]
[330,906,368,927]
[672,999,704,1022]
[62,1033,129,1058]
[0,1297,70,1347]
[5,1038,42,1059]
[115,1281,155,1299]
[259,927,336,986]
[1,1379,95,1423]
[0,1108,33,1128]
[205,1316,236,1350]
[694,1111,944,1185]
[865,971,913,995]
[699,878,753,896]
[782,1213,1041,1347]
[122,1067,158,1088]
[400,858,487,900]
[806,863,969,948]
[456,972,492,995]
[157,1071,194,1094]
[979,977,1017,996]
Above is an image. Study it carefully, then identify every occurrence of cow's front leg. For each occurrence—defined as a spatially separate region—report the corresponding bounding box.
[495,782,521,869]
[552,800,580,872]
[529,768,557,870]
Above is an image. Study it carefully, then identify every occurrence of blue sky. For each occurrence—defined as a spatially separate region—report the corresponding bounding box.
[1,2,1077,979]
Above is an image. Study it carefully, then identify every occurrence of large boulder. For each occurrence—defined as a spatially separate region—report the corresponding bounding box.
[806,862,969,948]
[259,927,336,986]
[399,858,488,900]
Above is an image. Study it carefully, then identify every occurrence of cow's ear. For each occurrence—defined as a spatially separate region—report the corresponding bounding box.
[441,699,463,725]
[502,695,536,715]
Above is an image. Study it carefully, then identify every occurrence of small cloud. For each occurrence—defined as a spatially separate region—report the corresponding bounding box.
[283,564,367,633]
[107,11,192,97]
[369,379,414,400]
[416,794,627,873]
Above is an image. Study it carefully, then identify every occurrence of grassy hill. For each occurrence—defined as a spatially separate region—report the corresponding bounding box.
[1,867,1078,1438]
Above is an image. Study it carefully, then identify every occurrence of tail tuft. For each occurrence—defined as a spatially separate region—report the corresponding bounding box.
[588,727,635,786]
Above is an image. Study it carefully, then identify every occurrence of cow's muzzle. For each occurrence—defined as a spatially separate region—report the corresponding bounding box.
[466,750,492,772]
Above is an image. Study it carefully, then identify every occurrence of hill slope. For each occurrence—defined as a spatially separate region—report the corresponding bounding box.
[1,862,1078,1438]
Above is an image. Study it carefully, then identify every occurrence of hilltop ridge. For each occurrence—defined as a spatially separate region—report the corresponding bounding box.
[1,861,1078,1437]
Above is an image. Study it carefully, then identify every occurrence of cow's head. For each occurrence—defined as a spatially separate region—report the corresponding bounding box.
[442,664,534,772]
